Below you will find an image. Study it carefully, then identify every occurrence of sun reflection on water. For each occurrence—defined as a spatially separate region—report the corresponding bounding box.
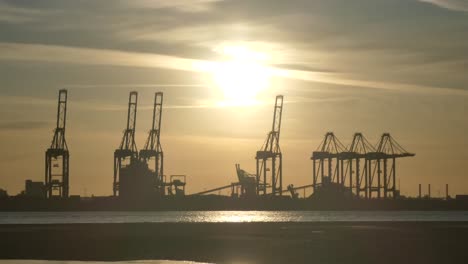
[192,211,290,223]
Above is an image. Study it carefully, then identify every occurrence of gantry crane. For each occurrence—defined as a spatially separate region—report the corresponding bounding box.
[311,132,346,192]
[256,95,284,196]
[113,91,138,196]
[45,89,69,198]
[139,92,164,195]
[341,133,376,198]
[370,133,415,198]
[311,132,415,199]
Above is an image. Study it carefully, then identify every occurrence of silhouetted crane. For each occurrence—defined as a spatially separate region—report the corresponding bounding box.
[311,132,415,199]
[342,133,376,198]
[311,132,346,192]
[370,133,415,198]
[256,95,284,196]
[139,92,164,195]
[113,91,138,196]
[45,89,69,198]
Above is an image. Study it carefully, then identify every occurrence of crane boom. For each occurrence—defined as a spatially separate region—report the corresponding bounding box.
[119,91,138,152]
[272,95,283,135]
[50,89,68,150]
[143,92,163,152]
[265,95,283,152]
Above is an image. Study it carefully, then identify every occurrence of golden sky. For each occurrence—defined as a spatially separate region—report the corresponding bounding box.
[0,0,467,197]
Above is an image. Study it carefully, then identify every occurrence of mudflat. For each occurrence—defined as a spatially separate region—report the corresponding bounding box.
[1,222,467,263]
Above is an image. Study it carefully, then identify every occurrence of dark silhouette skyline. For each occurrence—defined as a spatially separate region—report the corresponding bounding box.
[0,0,467,197]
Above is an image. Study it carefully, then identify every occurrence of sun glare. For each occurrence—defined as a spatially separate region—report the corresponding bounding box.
[211,45,272,105]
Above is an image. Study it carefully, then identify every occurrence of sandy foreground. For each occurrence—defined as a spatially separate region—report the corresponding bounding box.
[1,222,467,263]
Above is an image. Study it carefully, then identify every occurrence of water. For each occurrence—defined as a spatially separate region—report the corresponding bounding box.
[0,261,206,264]
[1,211,468,224]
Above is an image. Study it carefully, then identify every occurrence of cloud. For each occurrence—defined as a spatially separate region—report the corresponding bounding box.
[0,42,466,97]
[0,92,249,112]
[0,95,54,106]
[418,0,468,11]
[272,63,337,73]
[121,0,223,13]
[63,84,207,89]
[0,42,206,72]
[2,0,467,93]
[0,120,51,130]
[0,1,51,23]
[125,23,272,44]
[280,68,468,96]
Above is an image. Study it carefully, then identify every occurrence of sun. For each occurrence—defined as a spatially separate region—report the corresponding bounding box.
[211,45,272,105]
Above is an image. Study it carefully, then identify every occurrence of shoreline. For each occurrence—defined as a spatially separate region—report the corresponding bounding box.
[2,196,468,211]
[1,222,467,263]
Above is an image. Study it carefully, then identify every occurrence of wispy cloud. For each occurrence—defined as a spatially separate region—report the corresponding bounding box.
[0,95,54,106]
[1,42,466,97]
[125,23,269,45]
[0,120,51,130]
[0,1,56,23]
[418,0,468,11]
[63,84,208,89]
[120,0,223,13]
[0,42,206,72]
[280,69,468,96]
[0,93,259,112]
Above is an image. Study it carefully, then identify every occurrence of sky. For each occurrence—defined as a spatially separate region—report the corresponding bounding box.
[0,0,467,197]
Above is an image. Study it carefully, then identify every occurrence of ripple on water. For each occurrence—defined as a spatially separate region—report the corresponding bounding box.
[1,211,468,224]
[0,260,210,264]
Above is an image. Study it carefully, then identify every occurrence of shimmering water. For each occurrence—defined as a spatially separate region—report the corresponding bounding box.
[0,261,206,264]
[1,211,468,224]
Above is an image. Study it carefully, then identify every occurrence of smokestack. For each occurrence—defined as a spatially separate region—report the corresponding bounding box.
[419,184,421,198]
[446,184,449,200]
[428,184,431,198]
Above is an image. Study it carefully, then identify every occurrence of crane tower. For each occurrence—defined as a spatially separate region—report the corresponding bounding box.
[140,92,165,195]
[45,89,69,198]
[113,91,138,196]
[256,95,284,196]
